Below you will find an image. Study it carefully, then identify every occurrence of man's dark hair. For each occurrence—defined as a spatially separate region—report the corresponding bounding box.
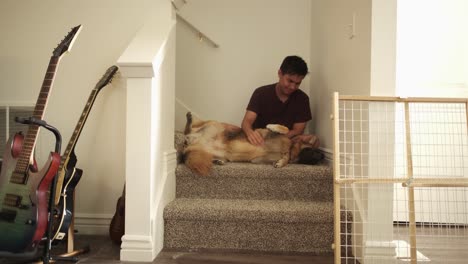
[279,55,308,76]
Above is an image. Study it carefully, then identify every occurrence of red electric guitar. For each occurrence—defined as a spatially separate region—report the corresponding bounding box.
[0,25,82,253]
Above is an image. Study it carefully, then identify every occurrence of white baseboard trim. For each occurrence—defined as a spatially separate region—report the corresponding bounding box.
[74,213,113,235]
[319,147,333,162]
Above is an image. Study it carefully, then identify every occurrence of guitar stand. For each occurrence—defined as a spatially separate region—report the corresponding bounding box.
[14,117,89,264]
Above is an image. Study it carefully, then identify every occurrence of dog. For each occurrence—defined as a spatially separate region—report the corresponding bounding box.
[182,112,322,176]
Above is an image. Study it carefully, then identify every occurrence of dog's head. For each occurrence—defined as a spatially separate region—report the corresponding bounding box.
[296,148,324,165]
[289,134,322,164]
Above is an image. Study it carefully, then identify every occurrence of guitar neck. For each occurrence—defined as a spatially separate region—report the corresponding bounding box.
[58,65,118,171]
[12,56,60,183]
[59,88,101,170]
[54,65,118,205]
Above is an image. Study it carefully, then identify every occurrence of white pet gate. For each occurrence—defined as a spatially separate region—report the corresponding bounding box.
[333,93,468,264]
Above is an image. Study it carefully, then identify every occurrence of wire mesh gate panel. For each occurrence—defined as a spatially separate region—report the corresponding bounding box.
[332,93,468,264]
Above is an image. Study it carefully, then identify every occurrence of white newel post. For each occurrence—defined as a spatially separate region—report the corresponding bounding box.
[115,1,176,261]
[364,0,398,262]
[119,65,156,261]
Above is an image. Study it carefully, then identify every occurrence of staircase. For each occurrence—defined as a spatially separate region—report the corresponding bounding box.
[163,142,335,255]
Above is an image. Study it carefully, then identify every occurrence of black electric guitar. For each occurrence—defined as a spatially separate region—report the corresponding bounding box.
[0,25,82,253]
[52,65,119,242]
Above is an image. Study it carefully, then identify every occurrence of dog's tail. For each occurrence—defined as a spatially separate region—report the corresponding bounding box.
[266,124,289,134]
[184,149,213,176]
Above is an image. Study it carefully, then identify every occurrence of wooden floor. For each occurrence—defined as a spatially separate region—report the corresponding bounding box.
[2,224,466,263]
[153,251,334,264]
[0,235,334,264]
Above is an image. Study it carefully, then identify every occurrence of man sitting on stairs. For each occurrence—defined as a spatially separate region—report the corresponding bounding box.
[241,55,321,160]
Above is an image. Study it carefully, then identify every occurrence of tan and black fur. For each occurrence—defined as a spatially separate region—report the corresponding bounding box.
[182,112,319,176]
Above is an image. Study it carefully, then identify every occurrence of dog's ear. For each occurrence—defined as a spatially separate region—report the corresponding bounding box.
[297,148,324,165]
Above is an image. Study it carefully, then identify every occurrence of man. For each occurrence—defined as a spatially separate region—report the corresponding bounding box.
[241,55,319,148]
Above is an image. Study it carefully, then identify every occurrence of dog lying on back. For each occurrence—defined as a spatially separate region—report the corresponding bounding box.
[182,112,322,176]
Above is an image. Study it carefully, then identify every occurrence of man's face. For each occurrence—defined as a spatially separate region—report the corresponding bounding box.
[277,71,305,96]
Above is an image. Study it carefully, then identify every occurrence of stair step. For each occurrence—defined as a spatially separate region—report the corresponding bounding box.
[176,162,333,201]
[164,198,334,254]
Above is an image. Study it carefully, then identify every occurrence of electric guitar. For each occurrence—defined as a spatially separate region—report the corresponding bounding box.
[52,65,119,242]
[0,25,82,253]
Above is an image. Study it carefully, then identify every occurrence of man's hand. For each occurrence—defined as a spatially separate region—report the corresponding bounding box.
[246,130,264,146]
[241,110,264,145]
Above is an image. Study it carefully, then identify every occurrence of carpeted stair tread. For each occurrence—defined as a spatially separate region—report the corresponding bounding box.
[176,162,333,201]
[164,198,335,253]
[169,133,337,253]
[177,162,331,179]
[164,198,334,223]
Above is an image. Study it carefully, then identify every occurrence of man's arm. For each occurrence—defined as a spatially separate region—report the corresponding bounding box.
[241,110,264,145]
[286,122,306,139]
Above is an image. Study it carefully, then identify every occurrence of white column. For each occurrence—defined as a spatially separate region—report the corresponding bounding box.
[363,0,398,262]
[118,64,157,262]
[115,1,175,261]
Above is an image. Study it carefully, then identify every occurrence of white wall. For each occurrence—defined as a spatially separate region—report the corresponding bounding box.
[175,0,312,130]
[310,0,372,151]
[0,0,155,233]
[175,0,376,153]
[396,0,468,97]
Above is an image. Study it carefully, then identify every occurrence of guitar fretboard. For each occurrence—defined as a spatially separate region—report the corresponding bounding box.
[58,89,99,170]
[11,56,59,184]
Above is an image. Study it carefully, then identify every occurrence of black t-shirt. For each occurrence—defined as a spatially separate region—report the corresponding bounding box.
[246,83,312,130]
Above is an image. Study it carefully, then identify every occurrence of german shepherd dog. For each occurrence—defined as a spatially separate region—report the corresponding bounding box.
[182,112,322,176]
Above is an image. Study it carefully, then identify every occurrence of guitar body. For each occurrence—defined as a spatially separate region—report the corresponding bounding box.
[52,166,82,241]
[0,133,60,253]
[109,188,125,244]
[0,25,81,253]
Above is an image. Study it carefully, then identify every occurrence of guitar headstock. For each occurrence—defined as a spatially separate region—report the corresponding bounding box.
[95,65,119,91]
[53,25,82,57]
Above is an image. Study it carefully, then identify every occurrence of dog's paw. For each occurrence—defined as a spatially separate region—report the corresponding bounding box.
[184,112,194,135]
[213,159,225,165]
[274,159,288,168]
[266,124,289,134]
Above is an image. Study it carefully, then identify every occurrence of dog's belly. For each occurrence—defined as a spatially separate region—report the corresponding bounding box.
[225,140,265,162]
